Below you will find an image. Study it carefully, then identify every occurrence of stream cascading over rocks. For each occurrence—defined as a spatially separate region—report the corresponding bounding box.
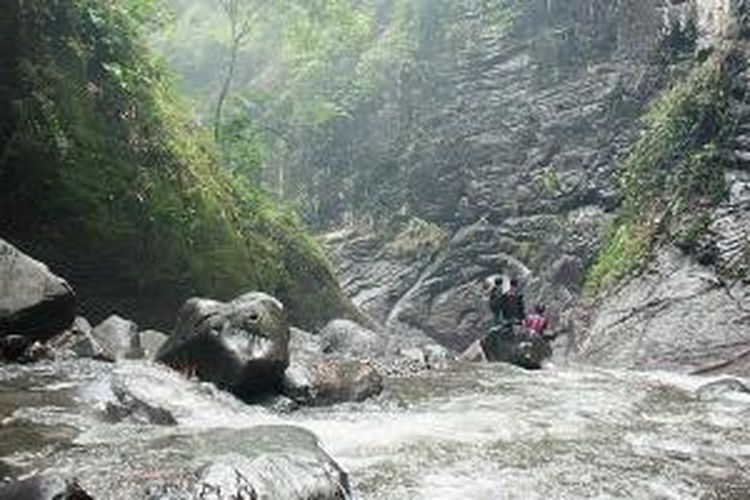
[2,0,750,498]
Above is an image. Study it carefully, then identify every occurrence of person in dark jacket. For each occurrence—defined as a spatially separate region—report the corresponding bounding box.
[488,277,525,325]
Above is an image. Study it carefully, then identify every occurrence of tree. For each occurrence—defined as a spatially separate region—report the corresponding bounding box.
[214,0,271,142]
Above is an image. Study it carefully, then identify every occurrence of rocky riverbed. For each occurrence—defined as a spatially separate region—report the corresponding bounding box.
[1,359,749,499]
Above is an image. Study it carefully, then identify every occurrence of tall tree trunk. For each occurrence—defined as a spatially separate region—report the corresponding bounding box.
[214,38,239,142]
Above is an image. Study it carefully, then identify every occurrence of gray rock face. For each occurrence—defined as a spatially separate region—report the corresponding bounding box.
[92,315,144,361]
[322,0,689,351]
[323,2,748,368]
[572,249,750,375]
[156,292,290,400]
[571,47,750,375]
[0,239,75,346]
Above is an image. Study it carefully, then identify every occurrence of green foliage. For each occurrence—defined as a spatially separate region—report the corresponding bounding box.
[584,55,732,295]
[584,223,651,295]
[673,213,712,252]
[382,217,449,259]
[539,167,561,194]
[0,0,350,328]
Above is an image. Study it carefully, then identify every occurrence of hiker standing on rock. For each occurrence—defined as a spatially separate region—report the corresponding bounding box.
[488,276,525,326]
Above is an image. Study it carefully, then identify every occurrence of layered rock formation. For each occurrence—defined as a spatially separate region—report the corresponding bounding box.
[326,0,694,349]
[324,0,750,374]
[573,33,750,375]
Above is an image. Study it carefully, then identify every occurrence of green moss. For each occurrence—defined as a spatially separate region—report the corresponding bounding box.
[382,217,449,259]
[0,0,350,329]
[584,54,732,295]
[583,222,650,295]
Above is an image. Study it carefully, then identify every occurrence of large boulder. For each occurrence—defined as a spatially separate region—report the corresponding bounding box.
[574,249,750,375]
[140,329,168,360]
[46,317,105,360]
[470,324,551,369]
[283,357,383,406]
[319,319,388,359]
[0,239,75,347]
[92,315,144,361]
[156,292,290,400]
[193,432,349,500]
[0,474,92,500]
[118,427,349,499]
[283,327,384,406]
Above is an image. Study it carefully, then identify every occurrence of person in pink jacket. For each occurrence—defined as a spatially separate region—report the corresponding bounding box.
[523,304,550,339]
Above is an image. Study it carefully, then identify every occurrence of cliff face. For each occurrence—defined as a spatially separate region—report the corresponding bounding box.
[328,0,672,347]
[573,1,750,375]
[327,0,750,364]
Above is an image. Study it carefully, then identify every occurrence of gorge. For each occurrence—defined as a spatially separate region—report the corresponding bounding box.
[1,0,750,498]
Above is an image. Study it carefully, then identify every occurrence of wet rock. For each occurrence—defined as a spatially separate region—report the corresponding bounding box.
[140,329,168,360]
[289,327,324,359]
[479,324,551,370]
[283,358,383,406]
[92,315,144,361]
[0,335,29,363]
[458,339,487,363]
[86,368,177,426]
[47,317,104,360]
[0,239,76,345]
[696,377,750,400]
[320,319,387,358]
[144,484,192,500]
[104,383,178,426]
[156,292,290,400]
[191,427,349,500]
[0,474,92,500]
[574,249,750,375]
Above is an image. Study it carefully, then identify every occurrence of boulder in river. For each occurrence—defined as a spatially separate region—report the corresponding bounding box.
[46,317,105,360]
[283,327,384,406]
[91,315,144,361]
[696,377,750,400]
[156,292,290,400]
[319,318,387,359]
[0,239,76,353]
[139,329,169,360]
[0,474,92,500]
[283,357,383,406]
[472,324,551,369]
[191,426,349,500]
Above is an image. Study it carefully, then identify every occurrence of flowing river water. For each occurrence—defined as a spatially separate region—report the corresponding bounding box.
[1,359,749,499]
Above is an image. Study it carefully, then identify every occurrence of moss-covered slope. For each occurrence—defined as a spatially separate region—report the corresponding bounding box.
[0,0,353,329]
[584,52,735,295]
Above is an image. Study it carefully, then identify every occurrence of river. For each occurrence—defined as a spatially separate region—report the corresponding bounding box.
[1,359,748,499]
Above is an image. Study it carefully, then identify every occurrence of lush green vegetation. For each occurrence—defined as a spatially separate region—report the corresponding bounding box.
[584,54,733,295]
[0,0,353,328]
[154,0,529,227]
